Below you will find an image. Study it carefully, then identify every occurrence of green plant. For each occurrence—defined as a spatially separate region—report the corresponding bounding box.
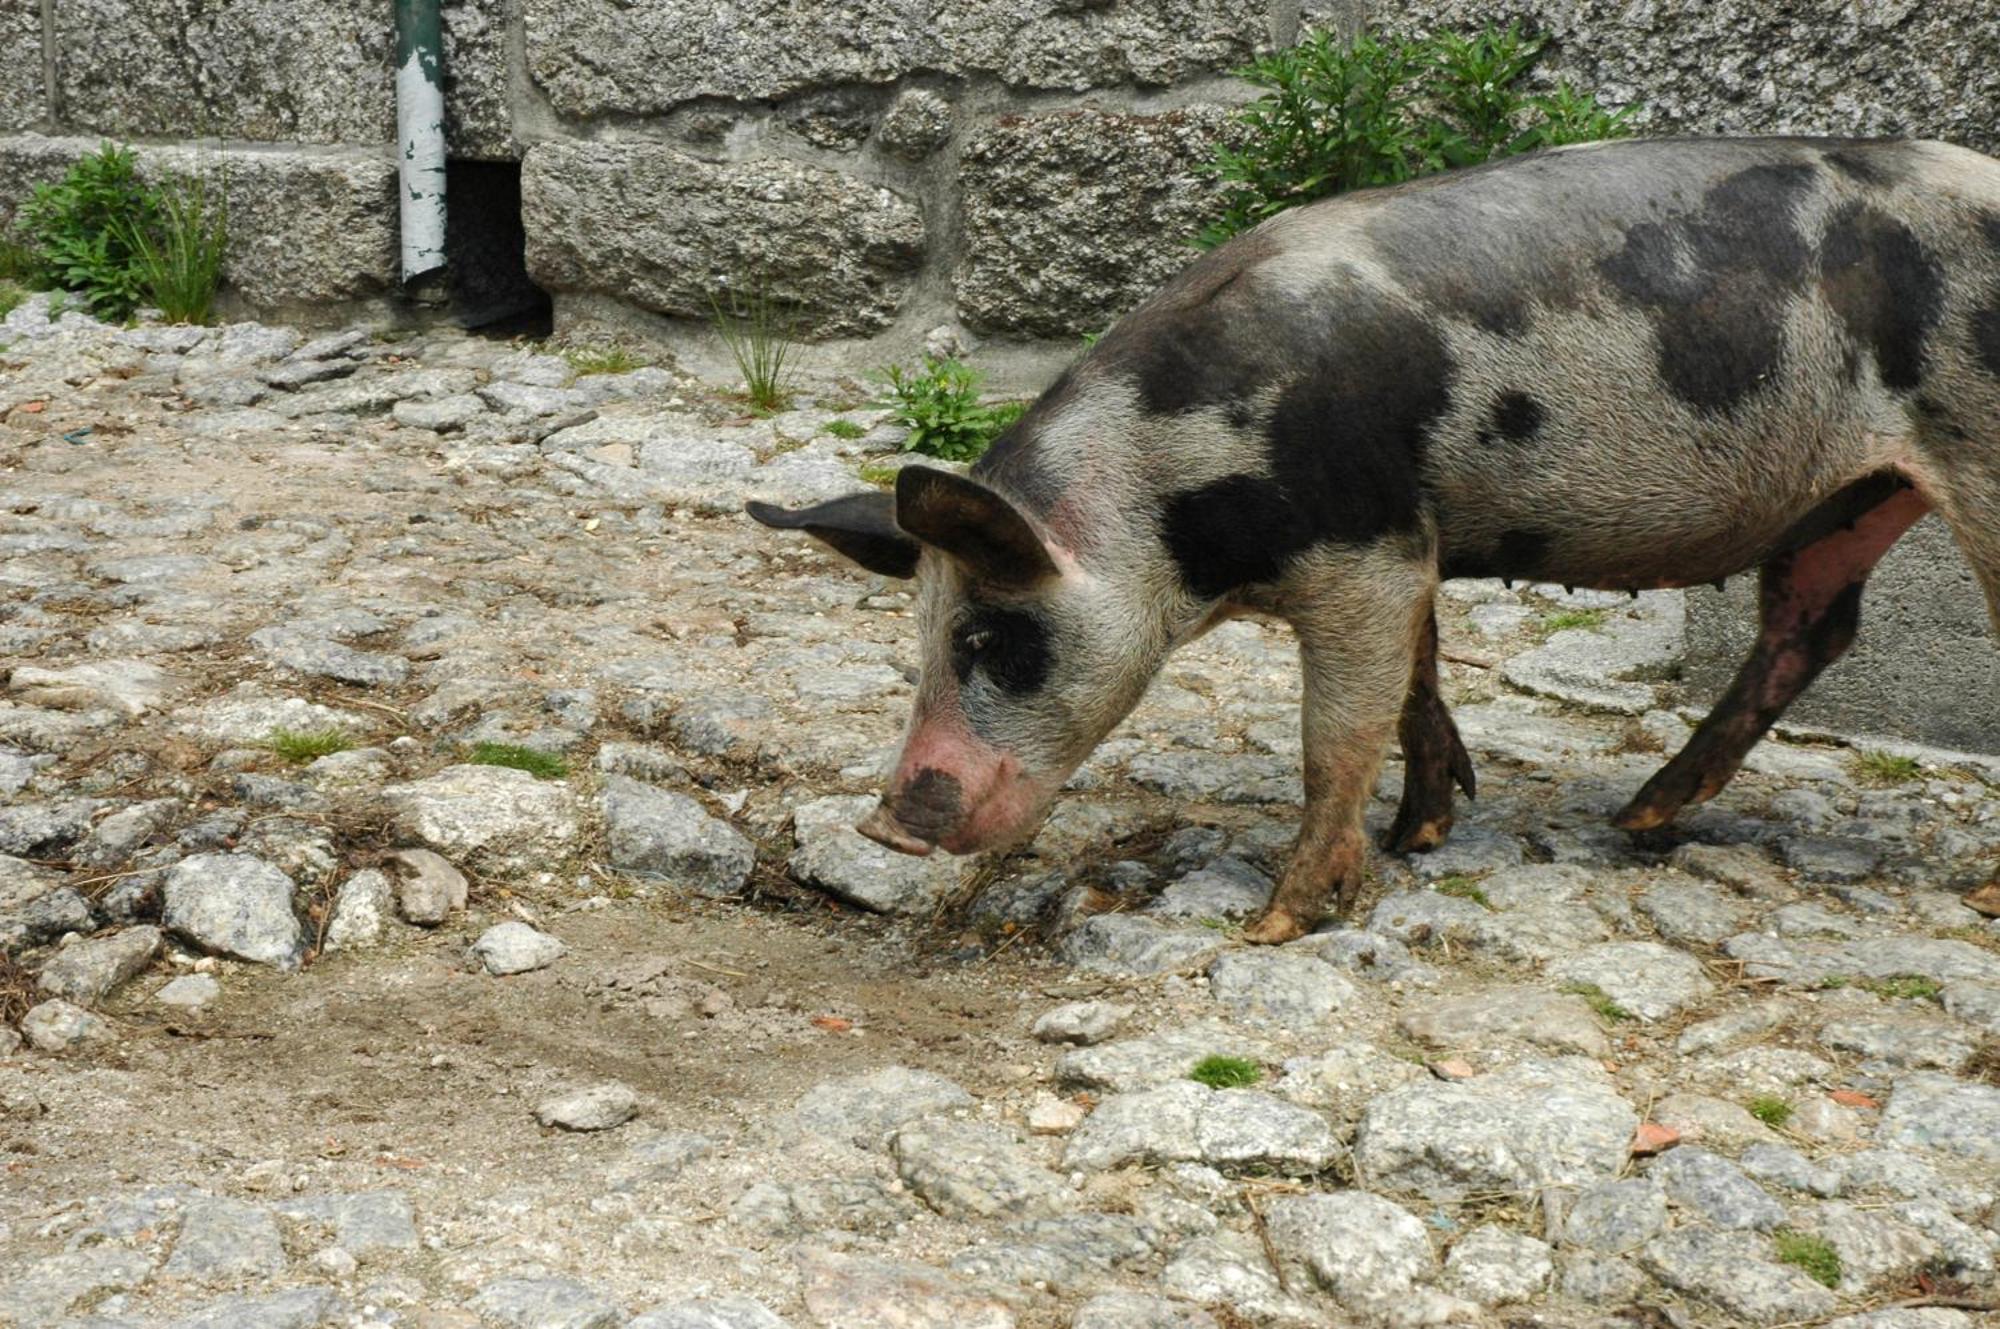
[1561,981,1633,1023]
[0,282,24,319]
[119,168,226,325]
[857,461,901,488]
[1862,975,1942,1002]
[1434,874,1490,908]
[564,342,641,376]
[467,742,568,780]
[1772,1230,1841,1288]
[267,727,354,763]
[1539,607,1608,636]
[875,355,1024,463]
[823,419,866,440]
[1853,749,1921,785]
[1196,23,1633,248]
[1747,1094,1794,1128]
[1190,1055,1263,1089]
[0,233,36,284]
[19,143,161,319]
[710,285,800,413]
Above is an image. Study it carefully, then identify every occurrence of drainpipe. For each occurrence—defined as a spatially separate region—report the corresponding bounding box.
[395,0,447,285]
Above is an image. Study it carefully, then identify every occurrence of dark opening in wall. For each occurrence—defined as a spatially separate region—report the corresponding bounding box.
[445,160,551,336]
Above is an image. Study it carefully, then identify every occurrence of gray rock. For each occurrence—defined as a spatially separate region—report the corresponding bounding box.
[11,658,179,717]
[1639,1227,1839,1323]
[163,853,304,967]
[730,1175,914,1240]
[1878,1073,2000,1161]
[0,798,98,857]
[1649,1146,1789,1230]
[1821,1011,1979,1071]
[1810,1202,1941,1292]
[1032,1001,1131,1046]
[601,777,754,896]
[1560,1179,1667,1254]
[393,392,486,431]
[1677,1004,1783,1056]
[0,1248,153,1325]
[793,1066,973,1149]
[164,1195,284,1281]
[1635,876,1754,945]
[1942,980,2000,1032]
[274,1191,418,1256]
[175,689,365,746]
[1147,858,1271,921]
[1406,824,1528,880]
[795,1246,1014,1328]
[1353,1057,1637,1199]
[1398,986,1610,1058]
[1651,1092,1784,1151]
[1548,940,1714,1021]
[958,108,1231,337]
[1206,949,1357,1025]
[1159,1232,1322,1325]
[384,847,468,926]
[156,972,220,1009]
[1369,872,1610,964]
[1058,915,1222,977]
[1782,834,1887,882]
[1499,594,1683,714]
[629,1298,792,1329]
[524,142,925,340]
[1441,1224,1554,1306]
[945,1214,1152,1294]
[1740,1142,1844,1198]
[1559,1251,1649,1302]
[1055,1023,1275,1094]
[471,921,567,976]
[1070,1291,1219,1329]
[2,883,95,953]
[171,1287,346,1328]
[892,1117,1073,1220]
[36,925,161,1005]
[322,869,394,953]
[21,997,114,1050]
[877,88,954,160]
[789,795,963,914]
[1263,1190,1454,1320]
[468,1276,624,1329]
[1723,932,2000,987]
[605,1131,715,1193]
[1064,1080,1338,1175]
[249,626,408,687]
[536,1082,639,1131]
[383,765,582,877]
[73,797,183,868]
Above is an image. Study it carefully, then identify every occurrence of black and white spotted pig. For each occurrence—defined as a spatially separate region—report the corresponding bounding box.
[751,136,2000,944]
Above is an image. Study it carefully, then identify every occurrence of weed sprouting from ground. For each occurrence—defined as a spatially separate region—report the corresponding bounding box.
[710,285,800,414]
[875,356,1024,463]
[1190,1055,1263,1089]
[1560,981,1633,1023]
[823,419,866,440]
[564,343,641,376]
[857,461,900,488]
[1539,608,1608,636]
[1862,975,1942,1002]
[1772,1230,1841,1288]
[1434,874,1491,908]
[1747,1094,1794,1129]
[468,742,569,780]
[0,282,24,319]
[19,143,158,319]
[268,727,353,763]
[1853,750,1921,785]
[121,168,227,324]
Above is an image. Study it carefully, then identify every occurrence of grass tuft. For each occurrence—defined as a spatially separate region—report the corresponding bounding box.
[1190,1055,1263,1089]
[1747,1094,1794,1128]
[1772,1229,1841,1288]
[267,727,353,763]
[823,419,866,440]
[1852,749,1921,786]
[857,461,900,489]
[710,285,800,414]
[1433,874,1490,908]
[0,281,24,319]
[467,742,568,780]
[1861,975,1942,1002]
[1561,981,1633,1023]
[563,342,641,376]
[1539,607,1608,636]
[120,168,226,324]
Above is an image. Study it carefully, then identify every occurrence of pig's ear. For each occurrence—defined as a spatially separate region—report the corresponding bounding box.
[746,492,920,579]
[895,466,1058,588]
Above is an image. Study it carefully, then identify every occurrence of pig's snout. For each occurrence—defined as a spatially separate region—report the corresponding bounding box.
[856,769,966,856]
[857,802,936,856]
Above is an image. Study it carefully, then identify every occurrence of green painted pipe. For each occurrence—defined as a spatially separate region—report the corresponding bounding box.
[395,0,446,283]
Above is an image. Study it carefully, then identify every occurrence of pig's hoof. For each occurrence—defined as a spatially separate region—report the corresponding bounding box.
[1242,907,1310,945]
[1385,816,1452,855]
[1611,798,1677,832]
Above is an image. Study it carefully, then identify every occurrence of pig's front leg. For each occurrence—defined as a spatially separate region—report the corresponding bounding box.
[1245,560,1431,945]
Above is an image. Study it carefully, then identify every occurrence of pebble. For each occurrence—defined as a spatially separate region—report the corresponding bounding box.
[155,972,221,1009]
[35,924,160,1005]
[536,1082,640,1132]
[470,921,567,975]
[1032,1000,1131,1046]
[384,847,468,926]
[323,869,395,952]
[600,776,754,896]
[21,998,114,1051]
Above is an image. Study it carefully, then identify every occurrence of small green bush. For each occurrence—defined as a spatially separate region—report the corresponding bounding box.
[1772,1230,1841,1288]
[19,143,160,319]
[267,727,354,763]
[1747,1094,1794,1128]
[1853,750,1921,785]
[121,169,227,325]
[1197,23,1632,248]
[467,742,568,780]
[875,356,1024,463]
[1190,1055,1263,1089]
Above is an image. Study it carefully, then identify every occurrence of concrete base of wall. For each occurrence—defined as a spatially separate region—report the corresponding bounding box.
[1681,516,2000,754]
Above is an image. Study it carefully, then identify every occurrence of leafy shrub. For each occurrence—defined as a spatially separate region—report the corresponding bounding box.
[1197,23,1632,247]
[19,143,160,319]
[121,169,227,325]
[710,285,800,414]
[875,355,1024,463]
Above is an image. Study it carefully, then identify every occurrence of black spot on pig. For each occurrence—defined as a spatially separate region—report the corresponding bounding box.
[1161,474,1310,599]
[1974,303,2000,379]
[1264,293,1452,546]
[1978,213,2000,253]
[1477,392,1544,446]
[953,605,1053,695]
[1820,202,1944,391]
[1099,229,1284,417]
[1442,527,1550,581]
[1599,162,1819,414]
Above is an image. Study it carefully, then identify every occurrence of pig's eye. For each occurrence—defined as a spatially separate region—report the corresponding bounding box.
[951,608,1051,694]
[960,629,995,655]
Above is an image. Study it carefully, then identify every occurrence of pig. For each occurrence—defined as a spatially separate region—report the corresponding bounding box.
[750,135,2000,944]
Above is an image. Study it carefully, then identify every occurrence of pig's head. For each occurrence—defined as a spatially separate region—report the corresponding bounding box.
[748,464,1167,857]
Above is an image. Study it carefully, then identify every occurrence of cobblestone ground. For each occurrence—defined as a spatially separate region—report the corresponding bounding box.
[3,293,2000,1329]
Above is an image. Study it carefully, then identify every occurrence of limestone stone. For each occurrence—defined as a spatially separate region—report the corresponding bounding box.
[382,764,582,878]
[163,853,304,968]
[789,794,964,915]
[957,108,1230,338]
[601,776,755,896]
[0,0,42,130]
[36,925,161,1005]
[523,141,925,340]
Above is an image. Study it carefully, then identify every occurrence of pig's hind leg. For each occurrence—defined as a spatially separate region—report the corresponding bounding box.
[1385,609,1476,853]
[1614,482,1932,832]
